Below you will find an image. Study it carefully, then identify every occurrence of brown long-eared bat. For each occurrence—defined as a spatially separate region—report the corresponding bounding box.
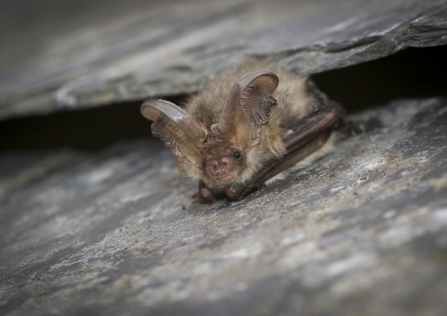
[141,62,346,203]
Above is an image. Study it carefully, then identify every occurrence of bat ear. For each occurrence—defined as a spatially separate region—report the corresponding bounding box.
[141,100,208,168]
[211,71,279,148]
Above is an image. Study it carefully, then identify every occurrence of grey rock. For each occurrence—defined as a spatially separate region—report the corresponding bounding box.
[405,6,447,47]
[1,97,447,315]
[1,0,447,120]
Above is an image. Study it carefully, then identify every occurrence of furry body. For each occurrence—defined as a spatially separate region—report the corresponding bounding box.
[184,62,328,190]
[141,61,343,201]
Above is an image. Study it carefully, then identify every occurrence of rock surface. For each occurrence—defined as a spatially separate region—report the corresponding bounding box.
[2,0,447,314]
[1,0,447,120]
[1,97,447,315]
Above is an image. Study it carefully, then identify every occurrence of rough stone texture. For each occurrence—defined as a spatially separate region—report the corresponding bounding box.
[1,0,447,120]
[1,97,447,315]
[405,6,447,47]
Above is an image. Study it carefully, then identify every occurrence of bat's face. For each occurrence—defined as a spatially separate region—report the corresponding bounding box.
[201,138,247,185]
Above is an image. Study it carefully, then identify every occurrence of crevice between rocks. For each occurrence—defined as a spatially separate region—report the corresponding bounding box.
[2,45,447,151]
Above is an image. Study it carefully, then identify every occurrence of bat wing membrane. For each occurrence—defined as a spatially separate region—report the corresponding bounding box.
[226,112,340,201]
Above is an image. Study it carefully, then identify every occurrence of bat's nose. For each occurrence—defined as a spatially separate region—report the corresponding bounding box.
[211,158,228,174]
[209,157,233,178]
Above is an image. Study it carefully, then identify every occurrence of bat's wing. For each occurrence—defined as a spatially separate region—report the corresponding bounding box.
[225,107,341,201]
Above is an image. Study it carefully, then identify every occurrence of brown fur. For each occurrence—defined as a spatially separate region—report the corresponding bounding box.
[140,60,343,201]
[179,61,316,191]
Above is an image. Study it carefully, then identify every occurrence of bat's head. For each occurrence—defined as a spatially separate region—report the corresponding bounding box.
[200,133,248,186]
[141,71,281,190]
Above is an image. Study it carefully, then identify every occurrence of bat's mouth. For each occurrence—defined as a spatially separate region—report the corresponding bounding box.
[213,174,235,183]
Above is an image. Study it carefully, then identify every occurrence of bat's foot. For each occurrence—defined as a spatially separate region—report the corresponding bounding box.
[191,181,214,204]
[191,192,214,204]
[225,186,242,201]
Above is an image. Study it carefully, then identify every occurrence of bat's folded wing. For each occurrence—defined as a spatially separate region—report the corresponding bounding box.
[226,112,340,200]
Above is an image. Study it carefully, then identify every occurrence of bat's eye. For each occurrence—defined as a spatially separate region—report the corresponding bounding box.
[233,151,241,159]
[203,160,207,167]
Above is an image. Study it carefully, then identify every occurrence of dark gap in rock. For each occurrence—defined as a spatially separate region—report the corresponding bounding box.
[312,45,447,112]
[1,45,447,151]
[0,95,186,152]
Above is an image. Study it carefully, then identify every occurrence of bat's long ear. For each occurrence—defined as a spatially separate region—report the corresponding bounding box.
[211,71,279,148]
[141,100,208,168]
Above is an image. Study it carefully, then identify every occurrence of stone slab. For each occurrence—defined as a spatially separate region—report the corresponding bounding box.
[1,97,447,315]
[1,0,447,120]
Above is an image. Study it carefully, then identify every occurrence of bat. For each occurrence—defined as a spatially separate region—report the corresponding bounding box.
[141,62,345,203]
